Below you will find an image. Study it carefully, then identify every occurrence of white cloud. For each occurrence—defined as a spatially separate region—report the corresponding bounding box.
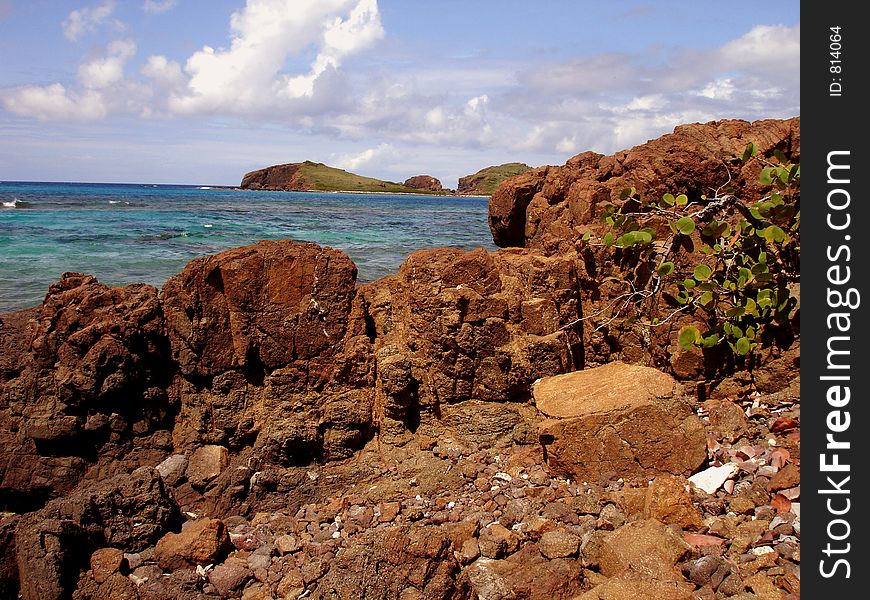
[333,143,395,171]
[2,39,139,120]
[142,0,177,14]
[78,39,136,89]
[62,0,118,41]
[168,0,383,114]
[0,84,106,121]
[719,24,800,71]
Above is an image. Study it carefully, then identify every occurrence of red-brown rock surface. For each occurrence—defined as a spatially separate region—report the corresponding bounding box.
[0,118,801,600]
[489,118,800,251]
[403,175,443,191]
[239,163,310,191]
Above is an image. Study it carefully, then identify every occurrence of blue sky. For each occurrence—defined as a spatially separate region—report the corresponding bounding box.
[0,1,799,186]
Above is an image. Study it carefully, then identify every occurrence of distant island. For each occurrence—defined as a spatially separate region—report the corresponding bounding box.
[457,162,532,195]
[240,161,447,195]
[239,160,534,196]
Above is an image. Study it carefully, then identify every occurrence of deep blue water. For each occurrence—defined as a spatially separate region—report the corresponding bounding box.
[0,181,495,313]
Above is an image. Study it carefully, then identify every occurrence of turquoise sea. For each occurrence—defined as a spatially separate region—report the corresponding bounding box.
[0,182,496,313]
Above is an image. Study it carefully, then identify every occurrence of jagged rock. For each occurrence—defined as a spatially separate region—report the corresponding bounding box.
[465,545,584,600]
[154,518,231,571]
[538,530,580,559]
[310,525,465,599]
[0,275,172,508]
[599,519,693,580]
[89,547,126,583]
[489,118,800,252]
[403,175,443,191]
[14,467,178,600]
[535,363,706,481]
[478,523,520,559]
[643,475,704,530]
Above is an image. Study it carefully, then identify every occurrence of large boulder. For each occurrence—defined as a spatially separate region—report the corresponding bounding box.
[535,362,706,482]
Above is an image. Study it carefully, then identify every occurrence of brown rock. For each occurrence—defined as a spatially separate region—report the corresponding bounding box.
[478,523,520,559]
[576,573,696,600]
[15,467,177,600]
[466,544,584,600]
[536,363,706,481]
[163,240,357,378]
[767,463,800,492]
[705,400,751,443]
[599,519,692,580]
[538,530,581,559]
[489,118,800,252]
[208,556,252,597]
[90,547,126,584]
[403,175,443,191]
[310,525,464,599]
[186,445,229,488]
[1,275,171,506]
[643,475,704,530]
[154,518,231,571]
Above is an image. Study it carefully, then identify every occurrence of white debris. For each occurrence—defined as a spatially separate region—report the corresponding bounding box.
[688,463,740,494]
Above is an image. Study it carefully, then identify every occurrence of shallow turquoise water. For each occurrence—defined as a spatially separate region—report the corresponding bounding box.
[0,182,496,312]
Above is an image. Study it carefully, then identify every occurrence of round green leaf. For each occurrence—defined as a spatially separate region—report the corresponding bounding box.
[678,326,700,350]
[603,232,614,246]
[619,187,636,200]
[676,193,688,207]
[693,264,713,281]
[734,337,751,356]
[658,261,675,277]
[662,193,675,206]
[675,217,695,235]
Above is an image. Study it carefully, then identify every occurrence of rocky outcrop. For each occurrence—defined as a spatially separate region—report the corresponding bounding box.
[457,163,532,196]
[14,467,178,600]
[403,175,443,191]
[0,118,801,599]
[0,274,173,511]
[487,118,801,383]
[239,163,309,191]
[489,118,800,251]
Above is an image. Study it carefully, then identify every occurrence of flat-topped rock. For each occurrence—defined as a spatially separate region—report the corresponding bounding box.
[535,362,705,482]
[534,361,678,418]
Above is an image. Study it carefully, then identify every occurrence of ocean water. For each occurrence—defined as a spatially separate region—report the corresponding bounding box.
[0,181,496,313]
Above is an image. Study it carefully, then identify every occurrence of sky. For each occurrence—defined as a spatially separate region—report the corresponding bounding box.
[0,0,800,187]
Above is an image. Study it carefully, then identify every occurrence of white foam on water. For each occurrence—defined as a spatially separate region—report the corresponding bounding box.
[2,198,20,208]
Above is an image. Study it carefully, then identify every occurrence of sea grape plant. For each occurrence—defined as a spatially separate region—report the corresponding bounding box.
[591,142,799,361]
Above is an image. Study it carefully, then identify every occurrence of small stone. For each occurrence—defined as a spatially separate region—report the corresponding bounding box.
[186,445,229,488]
[154,518,231,570]
[478,523,520,559]
[91,548,126,584]
[208,557,252,597]
[767,463,800,492]
[717,573,743,596]
[688,463,739,495]
[459,538,480,564]
[379,502,400,523]
[682,555,723,586]
[275,534,300,554]
[155,454,189,487]
[727,496,756,515]
[539,530,581,559]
